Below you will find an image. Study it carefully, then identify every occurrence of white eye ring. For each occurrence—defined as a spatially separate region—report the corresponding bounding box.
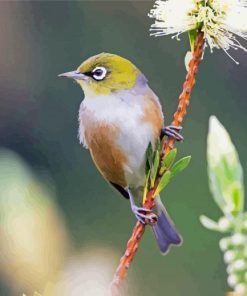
[92,66,107,81]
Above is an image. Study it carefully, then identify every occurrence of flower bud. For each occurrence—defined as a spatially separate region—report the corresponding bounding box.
[231,233,246,246]
[227,274,238,287]
[233,259,246,271]
[219,237,231,251]
[224,250,236,264]
[218,217,232,231]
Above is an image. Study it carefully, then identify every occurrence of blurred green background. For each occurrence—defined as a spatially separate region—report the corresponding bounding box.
[0,1,246,295]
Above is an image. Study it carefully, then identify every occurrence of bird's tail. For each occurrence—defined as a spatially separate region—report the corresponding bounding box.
[152,196,182,255]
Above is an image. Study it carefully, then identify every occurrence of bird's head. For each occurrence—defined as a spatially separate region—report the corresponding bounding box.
[59,53,144,97]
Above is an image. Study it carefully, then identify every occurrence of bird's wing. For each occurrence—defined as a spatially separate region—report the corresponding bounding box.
[110,182,129,199]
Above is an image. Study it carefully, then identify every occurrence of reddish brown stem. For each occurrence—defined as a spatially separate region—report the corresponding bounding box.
[111,31,205,295]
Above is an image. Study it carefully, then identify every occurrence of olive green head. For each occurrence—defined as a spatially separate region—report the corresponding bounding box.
[59,53,142,96]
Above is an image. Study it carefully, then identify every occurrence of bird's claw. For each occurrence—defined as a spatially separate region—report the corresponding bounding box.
[131,206,158,225]
[161,125,184,142]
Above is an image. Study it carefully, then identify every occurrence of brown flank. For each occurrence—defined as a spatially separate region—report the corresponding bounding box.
[85,123,128,187]
[141,93,164,137]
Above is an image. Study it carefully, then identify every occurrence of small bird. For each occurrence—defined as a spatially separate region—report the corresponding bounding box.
[59,53,183,254]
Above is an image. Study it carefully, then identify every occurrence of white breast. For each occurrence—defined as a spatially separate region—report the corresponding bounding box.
[79,89,162,188]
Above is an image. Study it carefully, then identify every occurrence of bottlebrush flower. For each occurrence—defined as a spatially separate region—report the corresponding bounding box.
[149,0,247,63]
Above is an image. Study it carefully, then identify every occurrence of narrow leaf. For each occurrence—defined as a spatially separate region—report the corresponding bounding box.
[160,148,177,175]
[145,142,153,174]
[142,170,150,204]
[188,29,197,52]
[165,148,177,167]
[171,156,191,177]
[154,171,171,196]
[155,137,161,153]
[151,150,160,187]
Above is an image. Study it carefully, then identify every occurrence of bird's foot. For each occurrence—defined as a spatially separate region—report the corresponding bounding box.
[128,188,157,225]
[131,205,158,225]
[161,125,184,142]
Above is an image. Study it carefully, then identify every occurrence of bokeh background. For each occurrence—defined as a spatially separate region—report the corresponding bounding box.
[0,1,246,295]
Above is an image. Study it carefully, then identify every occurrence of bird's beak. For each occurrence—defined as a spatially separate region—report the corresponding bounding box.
[58,70,87,80]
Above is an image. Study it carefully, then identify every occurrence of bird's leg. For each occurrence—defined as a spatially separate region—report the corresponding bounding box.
[127,188,157,225]
[161,125,184,142]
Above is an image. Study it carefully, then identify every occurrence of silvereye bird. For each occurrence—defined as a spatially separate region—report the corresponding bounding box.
[59,53,183,254]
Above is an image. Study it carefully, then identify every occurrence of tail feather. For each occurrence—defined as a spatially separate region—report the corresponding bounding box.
[152,197,182,255]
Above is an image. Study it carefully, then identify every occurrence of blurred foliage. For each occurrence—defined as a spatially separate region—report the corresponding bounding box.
[0,149,69,295]
[201,116,247,296]
[0,150,124,296]
[23,293,42,296]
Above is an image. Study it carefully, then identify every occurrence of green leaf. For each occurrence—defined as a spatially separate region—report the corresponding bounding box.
[200,215,221,231]
[154,171,171,196]
[155,137,161,153]
[151,150,160,187]
[145,142,153,174]
[188,29,197,52]
[171,156,191,177]
[228,181,244,217]
[207,116,244,217]
[142,170,150,204]
[160,148,177,175]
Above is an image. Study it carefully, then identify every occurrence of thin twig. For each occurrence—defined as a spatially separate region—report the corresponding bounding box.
[111,31,205,296]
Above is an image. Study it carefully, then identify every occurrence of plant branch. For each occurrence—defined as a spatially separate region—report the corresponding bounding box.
[110,31,205,296]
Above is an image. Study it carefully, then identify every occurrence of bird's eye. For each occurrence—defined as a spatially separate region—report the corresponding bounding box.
[92,66,107,81]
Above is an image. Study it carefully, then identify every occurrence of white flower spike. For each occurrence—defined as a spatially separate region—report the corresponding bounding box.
[149,0,247,63]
